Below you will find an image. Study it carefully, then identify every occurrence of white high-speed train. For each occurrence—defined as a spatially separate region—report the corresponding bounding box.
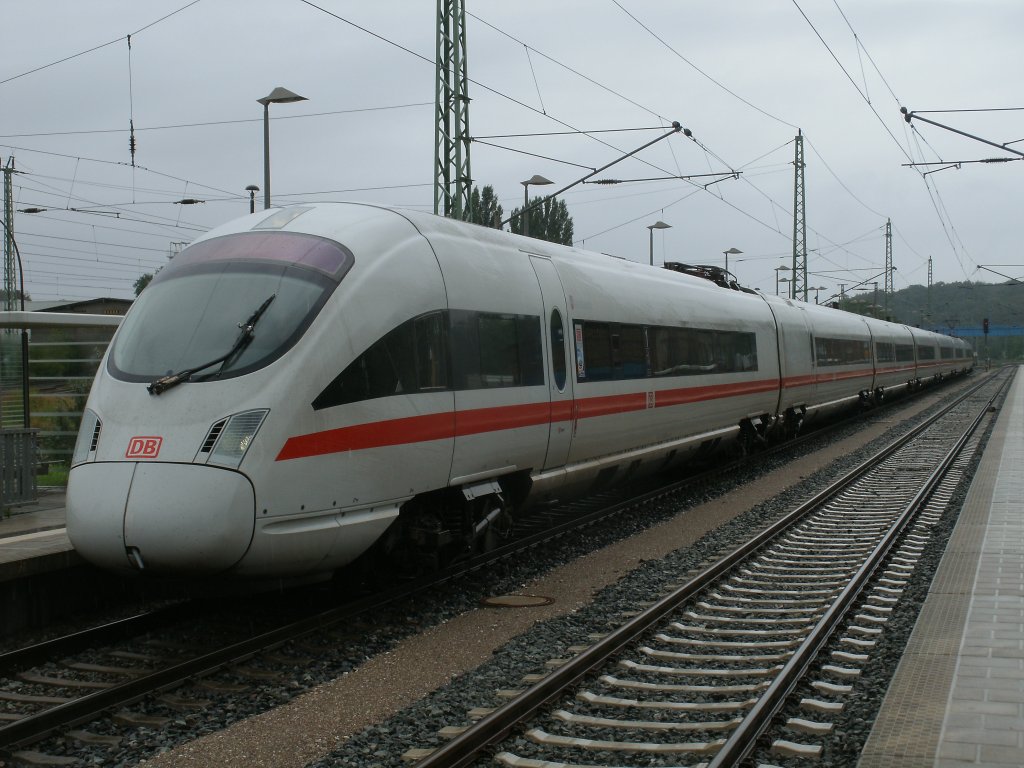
[66,203,974,579]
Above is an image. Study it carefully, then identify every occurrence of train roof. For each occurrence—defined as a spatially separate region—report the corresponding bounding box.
[190,203,972,349]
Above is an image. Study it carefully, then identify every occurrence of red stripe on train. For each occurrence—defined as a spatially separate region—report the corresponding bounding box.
[275,412,455,461]
[275,361,971,462]
[276,378,780,461]
[655,379,778,407]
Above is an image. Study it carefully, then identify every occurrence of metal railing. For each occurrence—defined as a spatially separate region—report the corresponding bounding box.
[0,428,37,505]
[0,311,122,502]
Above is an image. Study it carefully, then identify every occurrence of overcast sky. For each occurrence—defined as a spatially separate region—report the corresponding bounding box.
[2,0,1021,308]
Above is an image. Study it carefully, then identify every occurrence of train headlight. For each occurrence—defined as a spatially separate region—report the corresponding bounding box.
[206,409,269,469]
[72,409,101,466]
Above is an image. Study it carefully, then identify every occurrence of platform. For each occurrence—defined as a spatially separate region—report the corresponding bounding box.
[859,366,1024,767]
[0,488,79,581]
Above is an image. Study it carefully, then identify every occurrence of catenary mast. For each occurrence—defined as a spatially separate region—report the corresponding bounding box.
[791,131,807,301]
[434,0,472,219]
[884,218,893,319]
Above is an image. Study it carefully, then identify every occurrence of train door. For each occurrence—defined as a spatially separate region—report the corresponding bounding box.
[529,256,575,469]
[769,299,815,415]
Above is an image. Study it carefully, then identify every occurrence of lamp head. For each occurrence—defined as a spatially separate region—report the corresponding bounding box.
[258,87,308,106]
[521,174,553,187]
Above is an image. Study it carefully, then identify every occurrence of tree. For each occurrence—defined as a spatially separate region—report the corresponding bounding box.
[133,273,153,296]
[460,185,504,228]
[509,196,574,246]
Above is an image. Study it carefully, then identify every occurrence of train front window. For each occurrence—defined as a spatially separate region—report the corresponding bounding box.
[109,232,350,383]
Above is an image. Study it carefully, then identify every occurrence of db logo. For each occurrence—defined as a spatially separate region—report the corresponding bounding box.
[126,436,163,459]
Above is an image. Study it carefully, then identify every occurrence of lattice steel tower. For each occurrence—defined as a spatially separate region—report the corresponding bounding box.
[3,157,14,311]
[791,131,807,301]
[926,255,933,326]
[884,218,893,319]
[434,0,472,219]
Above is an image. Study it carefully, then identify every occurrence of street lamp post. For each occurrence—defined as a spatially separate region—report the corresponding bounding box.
[245,185,260,214]
[723,247,742,276]
[258,87,307,210]
[811,285,826,304]
[520,175,553,238]
[647,221,672,266]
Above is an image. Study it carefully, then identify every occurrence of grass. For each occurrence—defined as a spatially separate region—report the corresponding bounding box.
[37,465,69,488]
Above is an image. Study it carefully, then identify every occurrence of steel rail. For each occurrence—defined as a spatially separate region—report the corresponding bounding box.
[708,369,1009,766]
[0,602,197,678]
[0,578,414,748]
[413,370,1004,768]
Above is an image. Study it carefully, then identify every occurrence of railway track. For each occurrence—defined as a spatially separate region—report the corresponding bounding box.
[0,373,988,765]
[408,369,1009,768]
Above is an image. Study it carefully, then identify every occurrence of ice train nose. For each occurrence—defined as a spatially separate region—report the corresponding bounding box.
[67,462,255,576]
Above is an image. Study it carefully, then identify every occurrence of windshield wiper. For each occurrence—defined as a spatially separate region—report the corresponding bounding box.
[148,294,276,396]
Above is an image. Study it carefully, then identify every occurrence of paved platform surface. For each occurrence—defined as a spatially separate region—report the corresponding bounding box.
[0,488,79,581]
[860,365,1024,767]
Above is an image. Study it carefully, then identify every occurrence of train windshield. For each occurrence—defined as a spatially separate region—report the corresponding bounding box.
[108,232,353,383]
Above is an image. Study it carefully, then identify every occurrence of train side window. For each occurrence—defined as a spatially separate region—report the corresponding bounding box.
[896,343,915,362]
[550,309,567,391]
[312,311,444,410]
[449,310,481,389]
[692,330,716,370]
[715,330,757,372]
[815,337,870,366]
[616,325,647,378]
[478,314,520,387]
[517,315,544,386]
[648,327,667,374]
[579,323,612,381]
[450,310,542,389]
[414,312,449,390]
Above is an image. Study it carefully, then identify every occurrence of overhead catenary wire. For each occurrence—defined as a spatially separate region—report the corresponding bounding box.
[173,0,900,283]
[505,2,909,272]
[611,0,800,131]
[1,143,240,199]
[127,35,137,171]
[297,0,694,181]
[831,0,900,104]
[0,0,203,87]
[0,102,433,140]
[471,139,595,171]
[473,127,665,140]
[912,107,1024,114]
[4,2,1008,301]
[795,0,989,285]
[524,45,546,115]
[805,137,887,220]
[790,0,914,164]
[467,10,670,125]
